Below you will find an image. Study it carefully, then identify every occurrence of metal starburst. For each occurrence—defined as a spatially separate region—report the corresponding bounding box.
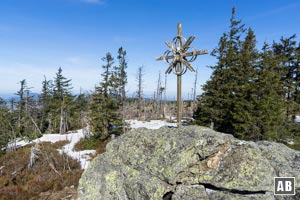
[156,23,208,127]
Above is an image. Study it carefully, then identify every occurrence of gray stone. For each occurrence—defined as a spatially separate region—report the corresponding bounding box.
[78,126,300,200]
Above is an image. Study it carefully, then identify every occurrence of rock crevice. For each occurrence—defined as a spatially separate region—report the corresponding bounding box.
[198,182,267,195]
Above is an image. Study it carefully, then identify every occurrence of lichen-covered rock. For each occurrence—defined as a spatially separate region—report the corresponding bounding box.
[78,126,300,200]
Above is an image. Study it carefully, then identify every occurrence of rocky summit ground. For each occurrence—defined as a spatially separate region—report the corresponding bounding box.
[78,126,300,200]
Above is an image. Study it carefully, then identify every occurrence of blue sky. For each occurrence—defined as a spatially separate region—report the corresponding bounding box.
[0,0,300,99]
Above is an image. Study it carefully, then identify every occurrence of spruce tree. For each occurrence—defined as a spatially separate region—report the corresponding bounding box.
[0,98,12,153]
[14,80,40,139]
[16,79,27,134]
[116,47,128,133]
[294,42,300,105]
[101,53,114,97]
[194,8,286,141]
[272,35,298,121]
[89,52,121,140]
[52,67,74,134]
[254,43,285,140]
[89,91,108,139]
[230,28,259,139]
[38,76,53,132]
[194,7,246,135]
[116,47,128,100]
[273,36,300,141]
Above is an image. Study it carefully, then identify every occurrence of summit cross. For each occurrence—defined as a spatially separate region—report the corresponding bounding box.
[156,23,208,127]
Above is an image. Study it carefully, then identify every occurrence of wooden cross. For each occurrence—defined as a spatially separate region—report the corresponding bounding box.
[156,23,208,127]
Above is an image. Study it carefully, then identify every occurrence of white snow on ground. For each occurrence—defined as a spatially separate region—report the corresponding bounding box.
[34,134,69,143]
[35,129,96,169]
[6,138,32,150]
[6,129,95,169]
[126,119,176,129]
[55,129,96,169]
[6,119,175,169]
[295,115,300,124]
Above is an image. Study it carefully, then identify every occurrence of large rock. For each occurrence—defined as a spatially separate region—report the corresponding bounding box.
[78,126,300,200]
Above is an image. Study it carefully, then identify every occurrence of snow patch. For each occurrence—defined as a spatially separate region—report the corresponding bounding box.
[126,119,176,129]
[5,138,32,150]
[5,119,176,169]
[6,130,95,169]
[55,129,96,169]
[295,115,300,124]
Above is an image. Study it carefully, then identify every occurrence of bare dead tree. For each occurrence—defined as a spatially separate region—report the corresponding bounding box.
[136,66,144,119]
[156,71,165,117]
[163,74,167,118]
[156,71,161,103]
[192,66,198,112]
[59,98,66,134]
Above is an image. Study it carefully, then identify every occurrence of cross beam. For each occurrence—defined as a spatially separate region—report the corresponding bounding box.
[156,23,208,127]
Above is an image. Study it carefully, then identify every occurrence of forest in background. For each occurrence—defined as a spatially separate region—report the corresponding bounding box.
[0,46,184,154]
[0,8,300,154]
[194,8,300,145]
[0,7,300,199]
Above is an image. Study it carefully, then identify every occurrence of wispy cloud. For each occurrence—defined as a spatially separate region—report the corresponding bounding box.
[81,0,105,4]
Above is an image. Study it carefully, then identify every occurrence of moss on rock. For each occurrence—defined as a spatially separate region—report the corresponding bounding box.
[78,126,300,199]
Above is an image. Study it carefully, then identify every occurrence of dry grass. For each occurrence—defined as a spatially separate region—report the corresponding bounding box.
[73,137,109,155]
[0,142,82,200]
[46,140,70,149]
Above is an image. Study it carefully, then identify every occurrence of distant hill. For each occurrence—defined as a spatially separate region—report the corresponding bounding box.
[0,93,39,103]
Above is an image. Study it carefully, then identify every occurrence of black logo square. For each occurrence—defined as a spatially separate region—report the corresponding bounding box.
[274,177,295,195]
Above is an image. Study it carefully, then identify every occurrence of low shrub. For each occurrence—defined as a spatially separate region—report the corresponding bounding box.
[42,140,70,149]
[0,143,82,200]
[73,136,108,155]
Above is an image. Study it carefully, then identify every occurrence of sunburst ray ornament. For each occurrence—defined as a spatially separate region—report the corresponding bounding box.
[156,23,208,127]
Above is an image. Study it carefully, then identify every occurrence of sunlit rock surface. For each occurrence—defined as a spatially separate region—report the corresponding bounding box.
[78,126,300,200]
